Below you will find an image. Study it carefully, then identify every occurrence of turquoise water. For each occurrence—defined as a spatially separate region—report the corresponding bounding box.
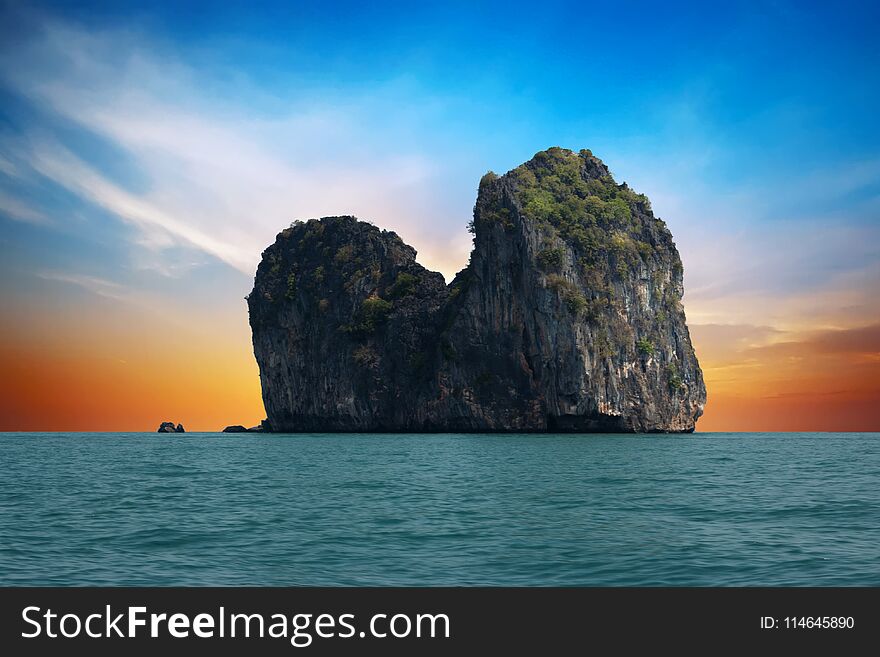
[1,432,878,586]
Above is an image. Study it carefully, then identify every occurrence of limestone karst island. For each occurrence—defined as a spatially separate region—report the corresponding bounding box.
[247,147,706,433]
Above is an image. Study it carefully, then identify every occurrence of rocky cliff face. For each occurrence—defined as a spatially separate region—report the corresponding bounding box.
[248,147,706,432]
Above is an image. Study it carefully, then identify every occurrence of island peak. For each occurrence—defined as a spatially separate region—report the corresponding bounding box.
[248,148,706,432]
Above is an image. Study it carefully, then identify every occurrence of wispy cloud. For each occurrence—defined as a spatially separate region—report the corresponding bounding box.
[25,139,257,272]
[0,19,469,279]
[620,156,880,331]
[36,271,126,301]
[0,190,50,225]
[0,154,19,178]
[746,323,880,360]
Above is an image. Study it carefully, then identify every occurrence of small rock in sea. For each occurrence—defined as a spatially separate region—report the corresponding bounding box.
[247,425,265,432]
[222,425,248,433]
[157,421,185,433]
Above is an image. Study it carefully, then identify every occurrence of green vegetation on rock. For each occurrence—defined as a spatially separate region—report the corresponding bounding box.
[285,273,297,300]
[334,244,355,264]
[546,274,588,315]
[352,345,378,368]
[536,246,564,271]
[667,364,685,392]
[386,272,418,299]
[508,148,656,272]
[343,295,393,334]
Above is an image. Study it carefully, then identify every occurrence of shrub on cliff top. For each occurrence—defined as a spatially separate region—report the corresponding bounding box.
[479,171,498,187]
[509,149,657,271]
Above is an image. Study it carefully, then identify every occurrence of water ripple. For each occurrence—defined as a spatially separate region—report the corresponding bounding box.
[0,431,878,586]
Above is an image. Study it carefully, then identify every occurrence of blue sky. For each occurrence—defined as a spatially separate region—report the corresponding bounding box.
[0,0,878,429]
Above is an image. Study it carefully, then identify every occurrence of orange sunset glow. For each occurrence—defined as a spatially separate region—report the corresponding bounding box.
[692,324,880,432]
[1,290,878,431]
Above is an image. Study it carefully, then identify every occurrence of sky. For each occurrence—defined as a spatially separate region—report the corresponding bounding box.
[0,0,877,431]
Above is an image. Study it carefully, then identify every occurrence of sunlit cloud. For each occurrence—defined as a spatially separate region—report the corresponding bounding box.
[0,20,467,280]
[744,323,880,360]
[24,140,259,271]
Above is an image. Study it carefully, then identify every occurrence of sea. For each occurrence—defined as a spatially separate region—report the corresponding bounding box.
[1,432,878,586]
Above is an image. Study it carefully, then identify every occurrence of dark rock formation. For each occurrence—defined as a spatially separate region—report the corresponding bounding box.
[158,421,185,433]
[248,147,706,432]
[222,425,248,433]
[222,423,269,433]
